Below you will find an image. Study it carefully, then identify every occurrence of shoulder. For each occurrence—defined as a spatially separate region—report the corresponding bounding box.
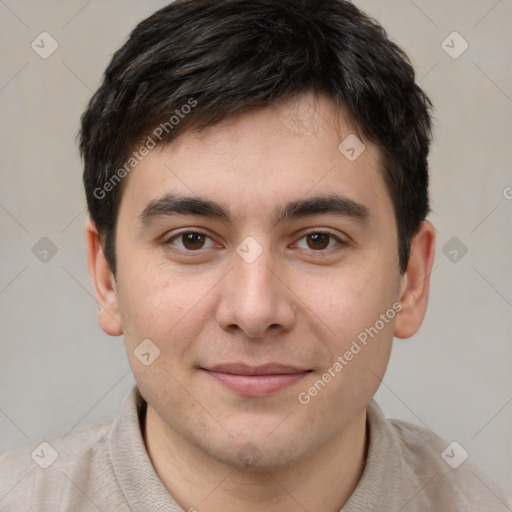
[0,416,113,470]
[0,418,118,511]
[386,413,512,511]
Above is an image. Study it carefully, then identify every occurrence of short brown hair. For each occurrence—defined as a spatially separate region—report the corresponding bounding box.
[80,0,434,276]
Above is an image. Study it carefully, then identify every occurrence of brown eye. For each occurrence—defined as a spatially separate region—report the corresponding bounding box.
[168,231,214,251]
[306,233,331,250]
[182,233,206,250]
[294,231,345,252]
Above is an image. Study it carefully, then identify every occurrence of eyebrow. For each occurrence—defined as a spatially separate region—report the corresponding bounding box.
[137,193,370,226]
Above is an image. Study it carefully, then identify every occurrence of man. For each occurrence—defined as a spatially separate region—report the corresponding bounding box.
[1,0,510,510]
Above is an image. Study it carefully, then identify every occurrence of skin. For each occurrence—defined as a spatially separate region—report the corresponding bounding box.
[87,93,435,512]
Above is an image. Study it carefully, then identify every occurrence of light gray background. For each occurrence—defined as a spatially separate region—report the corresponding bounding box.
[1,0,511,498]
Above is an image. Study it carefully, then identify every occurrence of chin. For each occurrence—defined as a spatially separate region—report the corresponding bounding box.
[205,421,312,473]
[210,439,307,474]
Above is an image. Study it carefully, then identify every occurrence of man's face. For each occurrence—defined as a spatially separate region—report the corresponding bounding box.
[112,93,404,471]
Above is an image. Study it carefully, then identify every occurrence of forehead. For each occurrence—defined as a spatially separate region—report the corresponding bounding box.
[118,94,392,226]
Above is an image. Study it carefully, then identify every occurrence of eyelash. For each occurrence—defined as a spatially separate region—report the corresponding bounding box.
[164,229,347,253]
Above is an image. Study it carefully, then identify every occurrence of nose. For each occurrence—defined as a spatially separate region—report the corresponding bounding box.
[215,242,296,339]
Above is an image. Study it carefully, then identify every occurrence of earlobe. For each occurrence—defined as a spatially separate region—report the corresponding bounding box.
[86,219,124,336]
[394,221,436,339]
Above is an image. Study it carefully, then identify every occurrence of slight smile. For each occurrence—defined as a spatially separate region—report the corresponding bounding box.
[201,363,313,397]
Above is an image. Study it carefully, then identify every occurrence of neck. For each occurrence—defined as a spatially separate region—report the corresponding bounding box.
[143,406,368,512]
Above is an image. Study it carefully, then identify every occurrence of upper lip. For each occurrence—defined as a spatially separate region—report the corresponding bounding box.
[204,363,310,375]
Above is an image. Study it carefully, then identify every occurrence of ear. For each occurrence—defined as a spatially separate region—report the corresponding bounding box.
[394,220,436,339]
[86,219,124,336]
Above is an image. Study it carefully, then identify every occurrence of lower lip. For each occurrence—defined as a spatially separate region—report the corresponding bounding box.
[203,370,310,397]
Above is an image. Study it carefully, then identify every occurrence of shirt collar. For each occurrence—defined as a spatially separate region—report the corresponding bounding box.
[108,386,184,511]
[108,386,399,512]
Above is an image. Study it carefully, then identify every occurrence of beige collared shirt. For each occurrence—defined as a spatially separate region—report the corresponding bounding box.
[0,386,510,511]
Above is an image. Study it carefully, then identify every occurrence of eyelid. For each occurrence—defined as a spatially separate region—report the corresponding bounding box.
[292,228,348,250]
[164,229,218,250]
[296,227,345,238]
[165,228,213,240]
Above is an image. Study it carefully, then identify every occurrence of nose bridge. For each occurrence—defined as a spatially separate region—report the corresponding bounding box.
[216,237,295,337]
[232,240,278,310]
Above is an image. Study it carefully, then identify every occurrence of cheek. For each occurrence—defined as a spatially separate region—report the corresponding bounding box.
[117,265,213,407]
[300,262,398,386]
[117,262,222,360]
[302,264,393,337]
[116,265,184,343]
